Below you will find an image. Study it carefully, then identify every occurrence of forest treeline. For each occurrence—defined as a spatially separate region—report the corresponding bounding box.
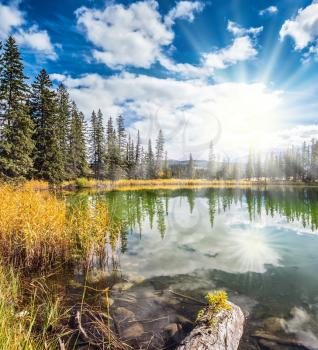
[0,37,168,183]
[1,36,318,184]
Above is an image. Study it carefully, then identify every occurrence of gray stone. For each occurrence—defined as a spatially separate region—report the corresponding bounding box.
[112,282,133,291]
[122,322,144,338]
[177,302,244,350]
[263,317,287,333]
[101,296,114,307]
[113,307,136,322]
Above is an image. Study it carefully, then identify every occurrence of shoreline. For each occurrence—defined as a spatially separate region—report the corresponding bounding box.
[21,178,318,192]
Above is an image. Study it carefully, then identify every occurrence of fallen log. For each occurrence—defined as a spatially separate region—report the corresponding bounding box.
[177,301,244,350]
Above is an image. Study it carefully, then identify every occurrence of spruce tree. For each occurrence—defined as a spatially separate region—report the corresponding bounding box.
[31,69,64,183]
[246,148,254,180]
[68,102,88,178]
[155,129,164,177]
[89,110,98,176]
[116,114,126,157]
[105,116,120,180]
[162,151,170,178]
[207,141,215,179]
[188,153,195,179]
[56,83,71,178]
[95,109,105,178]
[0,36,34,179]
[146,139,155,179]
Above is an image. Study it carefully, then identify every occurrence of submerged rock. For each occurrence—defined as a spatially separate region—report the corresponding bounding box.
[112,281,133,291]
[122,322,144,338]
[164,323,184,343]
[263,317,287,333]
[177,302,244,350]
[101,296,114,307]
[113,306,136,322]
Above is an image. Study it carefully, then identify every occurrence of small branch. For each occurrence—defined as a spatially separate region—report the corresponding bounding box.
[168,289,205,306]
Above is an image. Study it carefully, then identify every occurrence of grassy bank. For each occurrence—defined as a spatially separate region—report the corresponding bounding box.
[22,178,318,192]
[0,184,129,349]
[0,184,120,269]
[0,265,69,349]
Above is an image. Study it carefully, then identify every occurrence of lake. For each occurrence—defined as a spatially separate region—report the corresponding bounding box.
[68,187,318,349]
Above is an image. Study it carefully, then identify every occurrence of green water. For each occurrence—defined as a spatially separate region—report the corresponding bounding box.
[69,187,318,349]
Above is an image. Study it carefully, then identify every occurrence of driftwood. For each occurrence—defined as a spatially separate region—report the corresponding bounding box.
[177,302,244,350]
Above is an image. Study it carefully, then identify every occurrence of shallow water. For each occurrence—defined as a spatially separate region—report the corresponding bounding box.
[69,187,318,349]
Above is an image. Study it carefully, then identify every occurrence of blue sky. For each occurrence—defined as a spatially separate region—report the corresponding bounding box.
[1,0,318,159]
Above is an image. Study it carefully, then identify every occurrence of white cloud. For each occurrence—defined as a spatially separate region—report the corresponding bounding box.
[158,21,260,78]
[227,21,263,37]
[164,1,204,27]
[75,1,259,77]
[76,0,174,69]
[259,6,278,16]
[0,3,24,39]
[160,34,259,78]
[15,26,57,60]
[203,36,258,70]
[280,2,318,50]
[51,72,286,159]
[0,1,57,59]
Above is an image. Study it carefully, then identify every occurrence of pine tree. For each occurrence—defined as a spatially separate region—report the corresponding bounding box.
[246,148,253,180]
[68,102,88,178]
[0,36,34,179]
[105,116,120,180]
[89,109,105,179]
[31,69,63,183]
[56,83,71,178]
[255,154,262,180]
[89,110,97,175]
[155,129,164,177]
[188,153,195,178]
[146,139,155,179]
[207,141,215,179]
[95,109,105,178]
[126,134,136,179]
[163,151,170,178]
[116,114,126,156]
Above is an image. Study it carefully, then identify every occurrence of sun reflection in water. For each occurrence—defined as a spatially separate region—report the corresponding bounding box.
[224,229,281,274]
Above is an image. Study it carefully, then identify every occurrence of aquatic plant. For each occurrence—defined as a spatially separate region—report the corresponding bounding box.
[196,291,232,327]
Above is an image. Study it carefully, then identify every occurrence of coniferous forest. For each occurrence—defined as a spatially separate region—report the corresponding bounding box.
[1,36,318,184]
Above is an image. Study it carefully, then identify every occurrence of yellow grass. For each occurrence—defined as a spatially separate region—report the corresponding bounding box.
[0,184,116,270]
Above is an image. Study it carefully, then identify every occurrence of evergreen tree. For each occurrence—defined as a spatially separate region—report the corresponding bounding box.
[155,129,164,177]
[116,115,126,156]
[188,153,195,178]
[255,154,262,180]
[126,134,136,178]
[105,116,120,180]
[0,36,34,179]
[31,69,63,183]
[207,141,215,179]
[146,139,155,179]
[89,109,105,179]
[246,148,254,180]
[56,83,71,177]
[162,151,170,178]
[68,102,88,178]
[89,110,97,175]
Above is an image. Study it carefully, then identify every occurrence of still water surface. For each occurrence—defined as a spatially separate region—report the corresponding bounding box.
[69,187,318,349]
